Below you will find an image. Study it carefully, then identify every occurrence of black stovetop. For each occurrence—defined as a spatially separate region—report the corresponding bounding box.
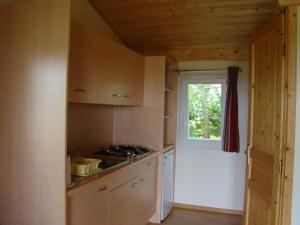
[95,145,150,158]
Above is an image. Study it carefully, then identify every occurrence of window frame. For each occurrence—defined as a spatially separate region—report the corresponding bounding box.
[178,71,227,150]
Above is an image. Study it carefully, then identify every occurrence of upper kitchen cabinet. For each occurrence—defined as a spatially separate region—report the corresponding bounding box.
[68,21,145,106]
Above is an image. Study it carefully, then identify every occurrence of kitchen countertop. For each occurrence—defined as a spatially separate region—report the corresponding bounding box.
[67,150,160,193]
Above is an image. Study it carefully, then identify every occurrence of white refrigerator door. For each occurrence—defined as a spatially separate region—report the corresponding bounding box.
[161,149,175,220]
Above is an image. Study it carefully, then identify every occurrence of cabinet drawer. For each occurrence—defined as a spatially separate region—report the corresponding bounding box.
[139,156,158,175]
[110,165,139,190]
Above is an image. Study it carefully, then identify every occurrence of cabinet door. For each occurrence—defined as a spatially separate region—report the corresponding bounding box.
[110,177,141,225]
[137,167,158,224]
[68,178,109,225]
[68,21,144,106]
[68,24,90,103]
[116,50,144,106]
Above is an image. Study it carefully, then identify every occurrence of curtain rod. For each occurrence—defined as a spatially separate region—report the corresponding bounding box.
[175,68,242,73]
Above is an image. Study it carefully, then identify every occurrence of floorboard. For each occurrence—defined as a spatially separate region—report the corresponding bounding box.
[150,208,243,225]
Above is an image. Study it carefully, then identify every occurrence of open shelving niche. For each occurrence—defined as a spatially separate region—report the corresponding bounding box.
[163,58,179,152]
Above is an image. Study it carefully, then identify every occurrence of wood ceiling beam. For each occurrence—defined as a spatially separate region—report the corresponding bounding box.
[279,0,300,5]
[140,48,249,61]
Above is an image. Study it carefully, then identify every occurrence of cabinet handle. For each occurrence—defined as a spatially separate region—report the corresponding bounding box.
[132,182,139,188]
[74,88,86,93]
[140,178,146,182]
[97,185,108,192]
[147,162,152,167]
[123,95,130,98]
[112,94,121,97]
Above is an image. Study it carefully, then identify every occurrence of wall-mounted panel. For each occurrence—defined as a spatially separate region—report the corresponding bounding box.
[0,0,70,224]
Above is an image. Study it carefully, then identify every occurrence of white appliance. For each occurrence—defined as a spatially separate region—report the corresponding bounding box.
[161,149,175,221]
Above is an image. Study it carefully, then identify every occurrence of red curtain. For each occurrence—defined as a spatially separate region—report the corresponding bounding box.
[222,67,240,153]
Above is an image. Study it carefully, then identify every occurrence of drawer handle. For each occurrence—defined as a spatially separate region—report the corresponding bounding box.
[140,178,146,182]
[123,95,130,98]
[112,93,121,97]
[132,182,139,188]
[74,88,86,93]
[97,186,108,192]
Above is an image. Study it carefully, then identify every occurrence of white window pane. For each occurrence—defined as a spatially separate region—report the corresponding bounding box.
[188,83,222,140]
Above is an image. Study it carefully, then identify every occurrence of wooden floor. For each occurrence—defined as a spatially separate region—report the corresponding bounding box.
[150,208,243,225]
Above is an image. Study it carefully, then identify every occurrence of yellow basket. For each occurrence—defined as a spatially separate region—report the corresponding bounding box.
[71,158,102,176]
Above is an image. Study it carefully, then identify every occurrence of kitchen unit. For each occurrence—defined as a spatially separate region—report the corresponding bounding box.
[4,1,299,225]
[68,152,159,225]
[66,2,179,223]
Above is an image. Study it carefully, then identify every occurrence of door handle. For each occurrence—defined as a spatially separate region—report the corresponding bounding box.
[74,88,86,93]
[246,146,252,165]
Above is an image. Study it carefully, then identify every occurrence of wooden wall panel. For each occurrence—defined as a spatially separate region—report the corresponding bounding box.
[280,6,297,225]
[0,0,70,224]
[279,0,300,5]
[67,104,114,154]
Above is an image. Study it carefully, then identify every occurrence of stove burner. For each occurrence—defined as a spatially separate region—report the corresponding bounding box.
[95,145,150,158]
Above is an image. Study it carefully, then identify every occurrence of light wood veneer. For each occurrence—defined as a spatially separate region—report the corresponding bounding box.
[68,20,145,106]
[68,155,158,225]
[0,0,70,224]
[68,177,110,225]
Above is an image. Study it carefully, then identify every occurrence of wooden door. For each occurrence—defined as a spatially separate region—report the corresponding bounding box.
[68,178,110,225]
[245,13,286,225]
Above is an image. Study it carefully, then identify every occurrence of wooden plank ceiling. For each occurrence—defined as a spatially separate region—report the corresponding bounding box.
[89,0,280,61]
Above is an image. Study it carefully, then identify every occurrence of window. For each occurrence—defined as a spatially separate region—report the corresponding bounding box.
[178,72,226,149]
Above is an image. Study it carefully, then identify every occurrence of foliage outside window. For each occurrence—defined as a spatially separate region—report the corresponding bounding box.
[188,84,222,140]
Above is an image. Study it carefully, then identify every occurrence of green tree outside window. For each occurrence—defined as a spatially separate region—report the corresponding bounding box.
[188,83,222,140]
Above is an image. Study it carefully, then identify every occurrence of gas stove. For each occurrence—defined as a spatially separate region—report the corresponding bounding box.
[95,145,151,159]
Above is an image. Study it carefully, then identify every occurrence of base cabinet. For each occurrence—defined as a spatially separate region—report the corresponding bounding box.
[110,167,157,225]
[68,156,158,225]
[68,178,109,225]
[110,176,142,225]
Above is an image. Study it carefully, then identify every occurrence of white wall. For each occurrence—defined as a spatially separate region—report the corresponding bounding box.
[175,61,248,211]
[291,7,300,225]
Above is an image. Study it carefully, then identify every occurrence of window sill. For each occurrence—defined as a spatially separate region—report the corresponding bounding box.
[177,142,221,151]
